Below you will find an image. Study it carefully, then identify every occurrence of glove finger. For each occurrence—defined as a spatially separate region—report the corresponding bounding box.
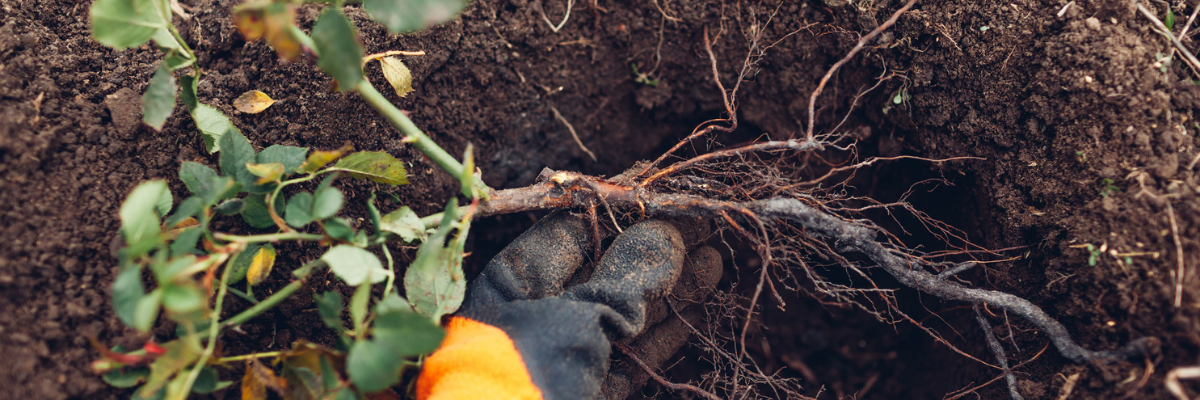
[603,246,722,400]
[463,212,591,310]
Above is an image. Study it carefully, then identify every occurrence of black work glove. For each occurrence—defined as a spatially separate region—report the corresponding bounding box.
[460,212,722,400]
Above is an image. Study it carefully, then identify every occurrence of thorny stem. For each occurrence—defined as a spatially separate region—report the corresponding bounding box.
[221,279,307,330]
[176,258,233,400]
[215,351,281,364]
[214,231,325,243]
[356,81,492,197]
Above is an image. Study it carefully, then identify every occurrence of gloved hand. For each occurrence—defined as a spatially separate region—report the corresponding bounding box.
[416,212,722,400]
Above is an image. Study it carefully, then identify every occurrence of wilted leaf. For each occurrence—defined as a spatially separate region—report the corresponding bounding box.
[234,90,277,114]
[298,143,353,173]
[363,0,469,33]
[113,266,146,329]
[193,105,238,154]
[280,342,346,399]
[346,340,404,393]
[403,199,468,321]
[89,0,167,50]
[227,243,264,284]
[285,192,315,228]
[379,206,425,243]
[312,8,364,91]
[257,145,308,174]
[142,338,202,397]
[243,358,287,400]
[246,162,285,185]
[233,2,268,41]
[328,151,409,186]
[246,243,276,285]
[379,57,414,98]
[321,245,388,286]
[143,65,177,131]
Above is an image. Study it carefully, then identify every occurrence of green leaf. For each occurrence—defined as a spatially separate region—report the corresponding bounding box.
[103,367,150,388]
[350,278,371,334]
[1167,8,1176,31]
[312,8,363,91]
[363,0,468,33]
[314,291,345,331]
[285,192,315,228]
[228,243,265,284]
[153,255,196,284]
[121,180,168,254]
[241,194,284,229]
[179,162,218,197]
[202,176,242,206]
[380,206,425,243]
[162,284,205,314]
[150,24,186,55]
[163,50,195,71]
[180,75,198,114]
[89,0,166,50]
[218,128,258,188]
[193,105,238,154]
[169,226,202,257]
[298,144,352,173]
[133,288,163,333]
[257,145,309,174]
[214,198,246,215]
[131,384,166,400]
[404,199,467,321]
[346,340,404,393]
[113,266,146,329]
[312,187,343,220]
[321,245,388,286]
[375,293,412,315]
[154,185,173,217]
[165,196,201,228]
[142,65,177,131]
[328,151,409,186]
[190,367,220,394]
[372,308,445,357]
[367,192,383,234]
[324,217,355,241]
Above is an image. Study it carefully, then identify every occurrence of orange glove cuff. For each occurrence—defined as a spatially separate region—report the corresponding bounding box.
[416,316,543,400]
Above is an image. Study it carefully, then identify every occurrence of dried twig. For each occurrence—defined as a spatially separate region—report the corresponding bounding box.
[1166,365,1200,400]
[537,0,574,33]
[1166,202,1186,307]
[1136,1,1200,79]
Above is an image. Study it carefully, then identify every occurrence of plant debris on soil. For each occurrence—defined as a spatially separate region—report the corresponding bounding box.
[3,0,1200,398]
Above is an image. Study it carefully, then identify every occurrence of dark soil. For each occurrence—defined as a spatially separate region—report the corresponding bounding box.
[2,0,1199,398]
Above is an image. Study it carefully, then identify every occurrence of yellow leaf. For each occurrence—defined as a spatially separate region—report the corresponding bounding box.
[245,162,285,185]
[246,244,276,286]
[234,90,277,114]
[379,57,414,98]
[299,143,354,173]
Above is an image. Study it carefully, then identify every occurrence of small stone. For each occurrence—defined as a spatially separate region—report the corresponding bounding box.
[1085,17,1101,30]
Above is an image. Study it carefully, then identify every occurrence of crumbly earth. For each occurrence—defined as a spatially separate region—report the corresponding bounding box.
[1,0,1198,398]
